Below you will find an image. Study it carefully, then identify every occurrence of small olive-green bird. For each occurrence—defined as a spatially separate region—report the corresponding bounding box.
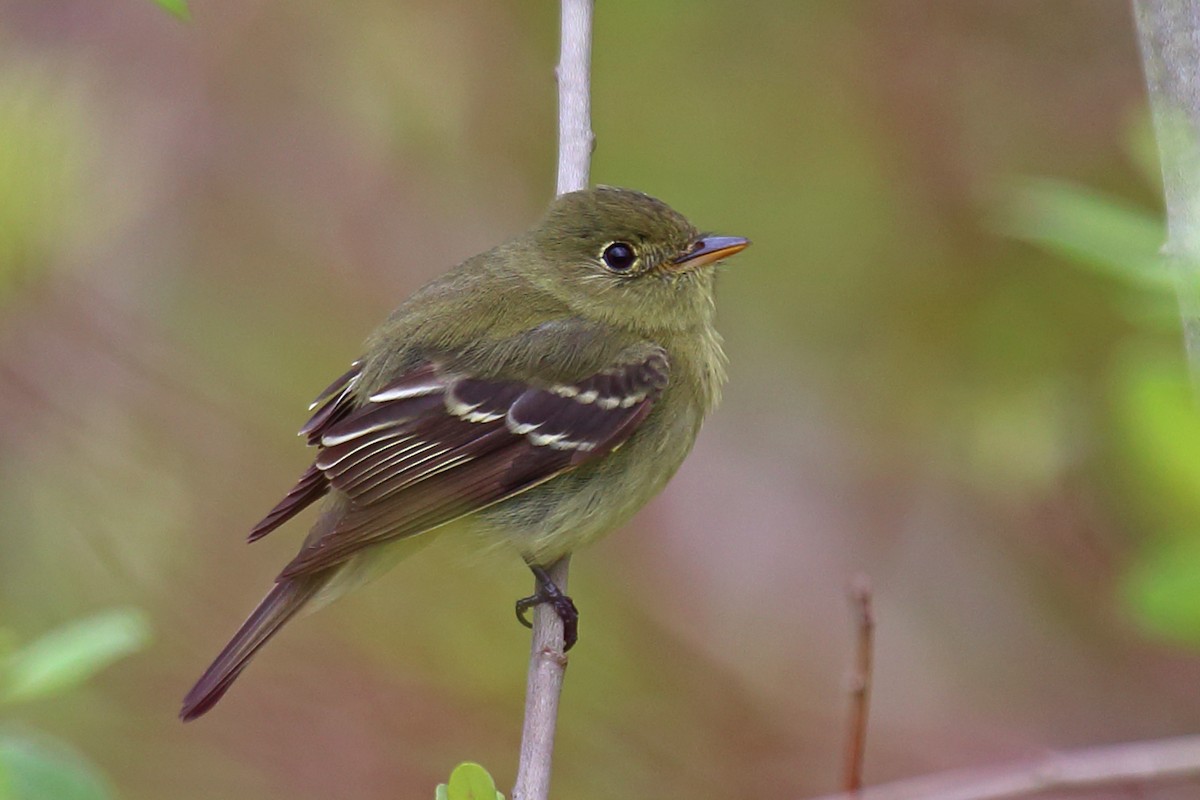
[181,186,748,720]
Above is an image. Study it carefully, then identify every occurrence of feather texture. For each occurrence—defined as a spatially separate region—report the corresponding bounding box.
[182,187,744,720]
[278,350,668,576]
[245,361,364,542]
[180,571,332,721]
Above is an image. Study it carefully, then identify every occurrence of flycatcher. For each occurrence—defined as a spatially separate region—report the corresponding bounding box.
[181,186,748,720]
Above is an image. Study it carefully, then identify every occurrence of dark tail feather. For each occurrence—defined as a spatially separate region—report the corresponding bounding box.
[181,574,328,721]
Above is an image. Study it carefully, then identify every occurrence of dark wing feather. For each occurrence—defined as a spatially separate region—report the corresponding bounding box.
[276,349,669,578]
[298,359,364,444]
[247,465,327,542]
[247,361,363,542]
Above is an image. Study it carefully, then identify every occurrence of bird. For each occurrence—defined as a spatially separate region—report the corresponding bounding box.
[181,186,748,720]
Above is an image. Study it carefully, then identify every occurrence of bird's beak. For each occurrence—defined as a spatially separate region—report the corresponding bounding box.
[671,235,750,270]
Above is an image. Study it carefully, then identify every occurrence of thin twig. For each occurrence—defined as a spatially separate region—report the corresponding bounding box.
[810,734,1200,800]
[555,0,594,197]
[513,557,572,800]
[842,575,874,795]
[511,3,594,798]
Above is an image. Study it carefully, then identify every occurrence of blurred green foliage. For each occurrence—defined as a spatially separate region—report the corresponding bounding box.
[1002,178,1169,292]
[0,73,85,304]
[1003,154,1200,648]
[0,736,112,800]
[149,0,189,22]
[2,609,149,705]
[0,610,150,800]
[1116,349,1200,645]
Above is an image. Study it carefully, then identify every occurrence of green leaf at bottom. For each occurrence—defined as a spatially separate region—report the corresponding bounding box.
[437,762,504,800]
[0,734,113,800]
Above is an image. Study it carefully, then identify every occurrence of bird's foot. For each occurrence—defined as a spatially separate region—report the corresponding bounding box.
[515,566,578,650]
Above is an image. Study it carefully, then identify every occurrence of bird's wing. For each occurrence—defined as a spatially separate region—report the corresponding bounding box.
[250,347,670,577]
[246,360,364,542]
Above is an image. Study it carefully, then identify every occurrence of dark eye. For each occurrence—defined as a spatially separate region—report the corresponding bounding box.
[601,242,637,272]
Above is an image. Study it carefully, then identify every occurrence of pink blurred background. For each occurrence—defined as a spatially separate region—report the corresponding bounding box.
[2,2,1198,798]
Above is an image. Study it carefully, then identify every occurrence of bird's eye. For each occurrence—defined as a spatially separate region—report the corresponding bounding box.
[601,242,637,272]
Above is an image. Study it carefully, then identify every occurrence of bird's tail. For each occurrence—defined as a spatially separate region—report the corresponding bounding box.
[180,572,330,721]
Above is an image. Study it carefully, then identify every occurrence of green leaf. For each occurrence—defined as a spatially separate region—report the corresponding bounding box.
[1,609,150,704]
[1113,348,1200,519]
[1123,533,1200,646]
[998,177,1171,290]
[150,0,190,21]
[1111,346,1200,646]
[0,734,113,800]
[437,763,504,800]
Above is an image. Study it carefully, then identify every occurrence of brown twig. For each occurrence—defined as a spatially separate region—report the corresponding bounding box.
[810,734,1200,800]
[842,574,875,794]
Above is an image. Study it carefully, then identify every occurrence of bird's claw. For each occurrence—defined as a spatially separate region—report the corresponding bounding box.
[514,579,579,650]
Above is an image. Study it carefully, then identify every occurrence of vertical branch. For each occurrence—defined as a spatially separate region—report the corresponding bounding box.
[513,556,572,800]
[842,575,875,795]
[1132,2,1200,386]
[555,0,595,196]
[512,2,593,798]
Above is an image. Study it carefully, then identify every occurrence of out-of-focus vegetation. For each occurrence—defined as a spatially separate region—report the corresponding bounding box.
[3,2,1200,799]
[1002,160,1200,649]
[0,610,149,799]
[148,0,189,23]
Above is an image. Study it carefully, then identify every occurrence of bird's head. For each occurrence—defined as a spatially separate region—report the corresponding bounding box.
[526,187,749,332]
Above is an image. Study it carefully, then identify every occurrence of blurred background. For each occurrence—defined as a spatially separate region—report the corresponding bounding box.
[2,1,1198,798]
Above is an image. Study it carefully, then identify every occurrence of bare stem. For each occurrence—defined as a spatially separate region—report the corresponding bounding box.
[841,575,874,794]
[513,557,572,800]
[511,4,594,798]
[1132,2,1200,388]
[555,0,594,196]
[809,734,1200,800]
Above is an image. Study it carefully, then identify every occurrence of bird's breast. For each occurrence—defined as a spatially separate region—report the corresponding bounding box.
[473,332,722,564]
